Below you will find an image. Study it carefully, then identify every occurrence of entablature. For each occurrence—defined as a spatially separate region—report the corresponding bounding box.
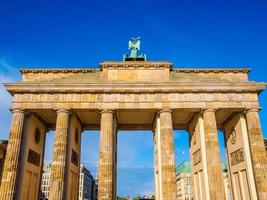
[4,82,266,95]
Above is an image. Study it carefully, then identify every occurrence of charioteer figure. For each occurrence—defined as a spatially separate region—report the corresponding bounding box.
[123,37,146,61]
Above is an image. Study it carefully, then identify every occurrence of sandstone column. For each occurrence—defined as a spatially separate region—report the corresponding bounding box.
[49,109,70,200]
[157,109,176,200]
[0,109,24,200]
[202,108,225,199]
[98,109,117,200]
[245,108,267,200]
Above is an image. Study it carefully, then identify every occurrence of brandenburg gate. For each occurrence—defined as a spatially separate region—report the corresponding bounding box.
[0,42,267,200]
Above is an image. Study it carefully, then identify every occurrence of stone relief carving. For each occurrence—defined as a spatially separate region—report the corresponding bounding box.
[230,148,245,166]
[230,128,237,144]
[27,149,41,167]
[13,93,257,103]
[193,148,201,166]
[191,129,196,145]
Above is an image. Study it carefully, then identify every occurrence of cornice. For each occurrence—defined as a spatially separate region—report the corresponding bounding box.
[4,82,266,95]
[99,61,173,69]
[19,66,250,74]
[172,68,251,73]
[20,68,100,74]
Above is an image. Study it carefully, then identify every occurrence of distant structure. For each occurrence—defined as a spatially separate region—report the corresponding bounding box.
[176,161,231,200]
[40,162,51,199]
[0,140,8,186]
[123,37,146,61]
[79,164,96,200]
[94,178,98,200]
[40,162,96,200]
[139,194,155,199]
[176,161,193,200]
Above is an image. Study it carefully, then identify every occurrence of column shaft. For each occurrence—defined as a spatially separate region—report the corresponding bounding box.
[202,109,225,199]
[98,110,116,200]
[158,109,176,200]
[246,109,267,200]
[0,109,24,200]
[49,110,70,200]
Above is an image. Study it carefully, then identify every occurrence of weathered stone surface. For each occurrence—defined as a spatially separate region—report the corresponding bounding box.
[49,109,70,200]
[12,92,259,103]
[0,109,24,200]
[202,109,225,200]
[98,109,117,200]
[224,114,258,200]
[19,63,250,83]
[189,114,209,200]
[154,109,176,200]
[1,61,266,200]
[17,114,46,200]
[245,109,267,200]
[66,115,82,200]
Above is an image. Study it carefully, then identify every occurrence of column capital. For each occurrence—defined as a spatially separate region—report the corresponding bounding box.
[10,108,25,114]
[100,109,114,114]
[158,109,173,114]
[245,108,261,114]
[201,108,216,113]
[56,109,71,114]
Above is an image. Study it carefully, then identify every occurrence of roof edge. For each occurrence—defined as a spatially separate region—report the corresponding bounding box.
[19,67,251,74]
[19,68,100,74]
[172,68,251,73]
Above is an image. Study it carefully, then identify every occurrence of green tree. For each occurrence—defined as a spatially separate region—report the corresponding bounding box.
[133,196,141,200]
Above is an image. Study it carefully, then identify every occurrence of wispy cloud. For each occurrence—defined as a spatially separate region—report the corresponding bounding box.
[0,58,15,73]
[0,57,20,78]
[0,57,20,140]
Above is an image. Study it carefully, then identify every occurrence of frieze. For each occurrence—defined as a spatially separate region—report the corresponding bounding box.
[13,93,257,103]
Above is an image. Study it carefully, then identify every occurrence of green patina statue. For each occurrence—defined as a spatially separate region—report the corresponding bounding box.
[123,37,146,61]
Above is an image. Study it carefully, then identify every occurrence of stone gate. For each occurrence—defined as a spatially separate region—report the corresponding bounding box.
[0,61,266,200]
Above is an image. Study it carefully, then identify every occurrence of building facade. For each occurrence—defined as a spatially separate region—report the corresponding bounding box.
[176,161,232,200]
[0,59,267,200]
[79,164,96,200]
[176,161,193,200]
[0,140,8,186]
[40,163,96,200]
[40,162,51,199]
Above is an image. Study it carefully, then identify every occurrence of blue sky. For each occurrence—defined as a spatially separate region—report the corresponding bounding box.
[0,0,267,197]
